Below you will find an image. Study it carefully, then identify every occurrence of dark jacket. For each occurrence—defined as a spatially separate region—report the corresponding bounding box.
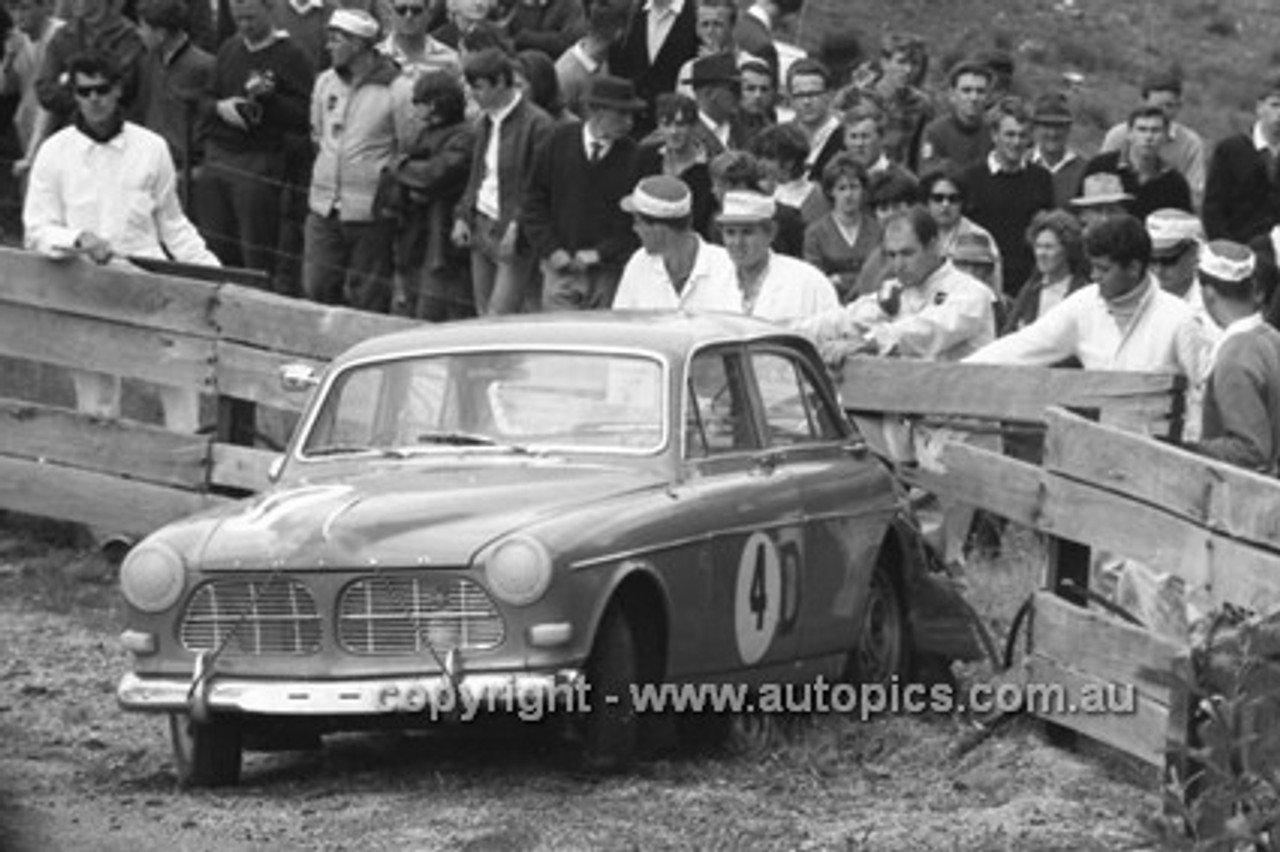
[137,36,215,170]
[201,33,315,157]
[609,0,698,135]
[522,120,639,266]
[457,94,557,239]
[509,0,588,58]
[1204,133,1280,243]
[392,120,476,273]
[960,160,1055,298]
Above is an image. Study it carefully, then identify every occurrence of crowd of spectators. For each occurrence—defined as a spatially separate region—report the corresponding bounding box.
[3,0,1280,473]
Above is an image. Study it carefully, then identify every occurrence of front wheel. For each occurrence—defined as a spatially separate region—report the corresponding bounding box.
[169,712,243,788]
[848,560,912,685]
[575,606,640,772]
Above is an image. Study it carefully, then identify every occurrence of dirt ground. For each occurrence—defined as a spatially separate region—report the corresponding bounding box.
[0,516,1171,852]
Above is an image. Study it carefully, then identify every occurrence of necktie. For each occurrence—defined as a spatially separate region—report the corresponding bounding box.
[590,141,604,164]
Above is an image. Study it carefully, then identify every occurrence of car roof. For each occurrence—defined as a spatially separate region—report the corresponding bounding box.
[335,311,809,364]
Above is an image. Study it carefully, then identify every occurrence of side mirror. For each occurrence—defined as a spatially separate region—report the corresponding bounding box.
[267,455,286,484]
[280,363,318,393]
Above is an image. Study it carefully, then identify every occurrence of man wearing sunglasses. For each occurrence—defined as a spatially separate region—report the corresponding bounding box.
[379,0,458,80]
[23,50,218,432]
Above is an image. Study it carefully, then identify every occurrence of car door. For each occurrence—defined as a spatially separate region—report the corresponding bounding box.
[745,342,896,669]
[663,343,805,684]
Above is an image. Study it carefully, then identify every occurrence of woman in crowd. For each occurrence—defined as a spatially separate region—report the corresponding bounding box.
[920,165,1003,294]
[635,93,715,238]
[802,152,879,303]
[1002,208,1089,333]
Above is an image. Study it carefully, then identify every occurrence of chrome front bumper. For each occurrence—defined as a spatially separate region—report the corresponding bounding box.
[117,669,585,717]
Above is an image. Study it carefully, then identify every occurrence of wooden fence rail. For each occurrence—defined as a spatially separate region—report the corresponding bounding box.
[842,356,1280,772]
[0,248,411,534]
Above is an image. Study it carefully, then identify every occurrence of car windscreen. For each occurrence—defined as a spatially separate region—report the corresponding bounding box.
[301,350,667,457]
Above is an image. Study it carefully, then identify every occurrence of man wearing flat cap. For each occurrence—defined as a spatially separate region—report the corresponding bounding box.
[523,75,643,310]
[718,190,837,322]
[303,8,408,313]
[1194,240,1280,473]
[612,174,740,311]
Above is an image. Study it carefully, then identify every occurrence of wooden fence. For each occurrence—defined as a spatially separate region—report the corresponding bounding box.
[0,248,412,536]
[843,357,1280,770]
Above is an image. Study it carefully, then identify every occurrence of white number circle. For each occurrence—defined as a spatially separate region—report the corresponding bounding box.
[734,532,782,665]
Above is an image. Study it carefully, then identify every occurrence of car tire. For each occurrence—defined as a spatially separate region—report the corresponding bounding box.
[169,712,243,788]
[848,559,912,686]
[576,606,639,773]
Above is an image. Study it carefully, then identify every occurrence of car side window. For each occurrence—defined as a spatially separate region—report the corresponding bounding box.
[751,349,843,446]
[686,349,758,457]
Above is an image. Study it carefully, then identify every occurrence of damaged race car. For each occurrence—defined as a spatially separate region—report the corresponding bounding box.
[116,311,967,787]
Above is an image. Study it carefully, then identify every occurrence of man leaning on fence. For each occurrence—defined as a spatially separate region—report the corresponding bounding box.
[23,50,219,434]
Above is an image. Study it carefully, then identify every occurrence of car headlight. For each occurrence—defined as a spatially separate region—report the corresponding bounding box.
[120,541,186,613]
[484,536,552,606]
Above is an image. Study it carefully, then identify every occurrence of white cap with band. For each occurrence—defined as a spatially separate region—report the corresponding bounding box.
[328,8,380,40]
[1199,240,1256,282]
[620,175,692,219]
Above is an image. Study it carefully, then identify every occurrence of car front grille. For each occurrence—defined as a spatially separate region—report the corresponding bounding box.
[338,576,505,655]
[180,577,322,655]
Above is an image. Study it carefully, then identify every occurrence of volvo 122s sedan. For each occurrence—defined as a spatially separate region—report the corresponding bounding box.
[116,311,932,787]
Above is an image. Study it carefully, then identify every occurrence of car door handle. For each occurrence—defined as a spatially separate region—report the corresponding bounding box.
[754,450,784,473]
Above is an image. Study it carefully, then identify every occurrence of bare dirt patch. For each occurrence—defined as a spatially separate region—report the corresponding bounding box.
[0,516,1166,851]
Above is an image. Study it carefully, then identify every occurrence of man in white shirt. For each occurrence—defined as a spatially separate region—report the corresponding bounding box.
[1146,208,1219,348]
[718,189,836,322]
[613,174,740,311]
[966,214,1208,386]
[802,206,997,363]
[24,50,219,432]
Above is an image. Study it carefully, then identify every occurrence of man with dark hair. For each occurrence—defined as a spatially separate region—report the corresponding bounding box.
[24,50,218,432]
[1204,73,1280,244]
[1194,240,1280,472]
[738,57,778,136]
[452,46,555,314]
[1099,69,1205,207]
[784,57,842,181]
[1083,105,1193,222]
[802,205,996,362]
[961,96,1053,297]
[967,214,1207,381]
[522,74,642,310]
[609,0,698,137]
[137,0,213,199]
[918,59,993,175]
[34,0,144,132]
[195,0,314,287]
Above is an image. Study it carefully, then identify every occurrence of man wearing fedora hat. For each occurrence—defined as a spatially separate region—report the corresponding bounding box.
[1029,91,1087,209]
[1194,240,1280,472]
[613,174,740,311]
[302,8,407,313]
[688,51,748,157]
[717,189,837,321]
[523,74,643,310]
[1069,172,1134,230]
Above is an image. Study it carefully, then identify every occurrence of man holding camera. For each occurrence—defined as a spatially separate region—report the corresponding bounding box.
[194,0,313,288]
